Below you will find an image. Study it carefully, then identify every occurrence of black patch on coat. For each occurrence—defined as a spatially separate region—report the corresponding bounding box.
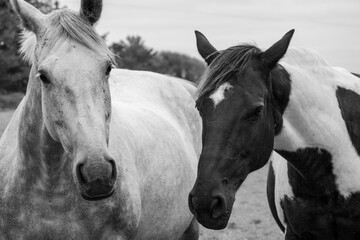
[271,64,291,135]
[281,192,360,239]
[274,147,360,239]
[276,147,337,198]
[266,161,285,232]
[336,87,360,156]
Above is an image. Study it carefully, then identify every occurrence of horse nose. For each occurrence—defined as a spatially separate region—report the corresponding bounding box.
[210,194,228,219]
[76,156,117,200]
[189,189,228,220]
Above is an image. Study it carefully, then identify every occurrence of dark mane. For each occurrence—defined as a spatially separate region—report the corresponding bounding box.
[196,44,261,98]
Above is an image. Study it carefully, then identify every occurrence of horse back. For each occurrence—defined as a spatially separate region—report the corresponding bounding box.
[109,69,202,157]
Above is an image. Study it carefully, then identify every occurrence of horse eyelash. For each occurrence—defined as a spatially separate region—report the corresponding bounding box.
[243,106,263,120]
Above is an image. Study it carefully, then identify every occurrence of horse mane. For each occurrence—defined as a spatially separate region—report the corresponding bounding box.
[19,9,115,65]
[196,44,262,99]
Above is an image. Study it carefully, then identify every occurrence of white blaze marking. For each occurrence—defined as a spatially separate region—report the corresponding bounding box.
[209,83,233,107]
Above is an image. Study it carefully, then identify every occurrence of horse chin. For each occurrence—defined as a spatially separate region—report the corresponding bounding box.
[197,214,230,230]
[80,189,115,201]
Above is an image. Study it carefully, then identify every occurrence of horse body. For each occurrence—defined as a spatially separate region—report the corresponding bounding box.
[268,48,360,239]
[0,68,201,240]
[108,69,201,240]
[190,30,360,239]
[1,0,201,239]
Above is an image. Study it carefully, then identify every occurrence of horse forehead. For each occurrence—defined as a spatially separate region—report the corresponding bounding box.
[209,82,233,107]
[41,51,104,84]
[63,43,104,63]
[41,41,104,67]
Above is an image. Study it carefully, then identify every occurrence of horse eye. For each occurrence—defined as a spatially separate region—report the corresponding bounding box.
[105,65,112,76]
[253,106,263,116]
[245,106,263,120]
[38,73,51,85]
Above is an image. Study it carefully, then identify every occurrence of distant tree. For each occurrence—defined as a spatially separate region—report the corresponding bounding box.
[154,51,205,83]
[110,36,157,71]
[0,0,58,93]
[110,35,205,83]
[0,0,27,93]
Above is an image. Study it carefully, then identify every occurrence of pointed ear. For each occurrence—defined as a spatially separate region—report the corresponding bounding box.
[10,0,44,33]
[262,29,295,69]
[80,0,102,25]
[195,30,219,65]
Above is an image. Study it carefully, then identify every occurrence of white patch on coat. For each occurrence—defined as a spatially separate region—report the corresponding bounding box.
[209,82,233,107]
[270,152,293,228]
[274,47,360,198]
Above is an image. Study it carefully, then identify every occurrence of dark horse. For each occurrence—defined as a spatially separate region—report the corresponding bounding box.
[188,29,360,239]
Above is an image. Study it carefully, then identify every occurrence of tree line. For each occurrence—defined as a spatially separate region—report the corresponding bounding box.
[0,0,205,93]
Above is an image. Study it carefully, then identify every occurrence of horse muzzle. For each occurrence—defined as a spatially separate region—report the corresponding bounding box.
[76,155,117,201]
[188,185,233,230]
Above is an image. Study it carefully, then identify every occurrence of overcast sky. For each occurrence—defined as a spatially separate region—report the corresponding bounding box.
[59,0,360,72]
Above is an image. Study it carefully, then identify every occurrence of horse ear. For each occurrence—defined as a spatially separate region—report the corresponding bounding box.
[262,29,295,69]
[10,0,44,33]
[80,0,102,25]
[195,30,219,65]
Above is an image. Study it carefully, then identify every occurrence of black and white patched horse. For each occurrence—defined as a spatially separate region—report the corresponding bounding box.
[188,29,360,239]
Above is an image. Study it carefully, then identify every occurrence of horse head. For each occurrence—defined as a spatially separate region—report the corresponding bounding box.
[11,0,117,200]
[188,30,294,229]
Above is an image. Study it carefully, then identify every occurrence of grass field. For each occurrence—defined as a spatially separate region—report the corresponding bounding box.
[0,110,283,240]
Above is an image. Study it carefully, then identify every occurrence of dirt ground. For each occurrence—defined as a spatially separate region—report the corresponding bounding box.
[0,110,283,240]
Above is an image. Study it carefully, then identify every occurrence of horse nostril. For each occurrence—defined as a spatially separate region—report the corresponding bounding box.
[76,163,88,186]
[75,156,117,198]
[210,195,227,219]
[107,158,117,185]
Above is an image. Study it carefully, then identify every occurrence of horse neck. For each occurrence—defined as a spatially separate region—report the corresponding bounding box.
[18,65,68,186]
[272,63,348,182]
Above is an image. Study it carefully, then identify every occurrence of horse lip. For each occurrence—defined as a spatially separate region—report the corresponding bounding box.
[81,189,115,201]
[209,222,228,230]
[198,217,229,230]
[194,209,231,230]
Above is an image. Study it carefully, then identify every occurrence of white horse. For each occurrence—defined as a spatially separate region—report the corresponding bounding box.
[0,0,201,239]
